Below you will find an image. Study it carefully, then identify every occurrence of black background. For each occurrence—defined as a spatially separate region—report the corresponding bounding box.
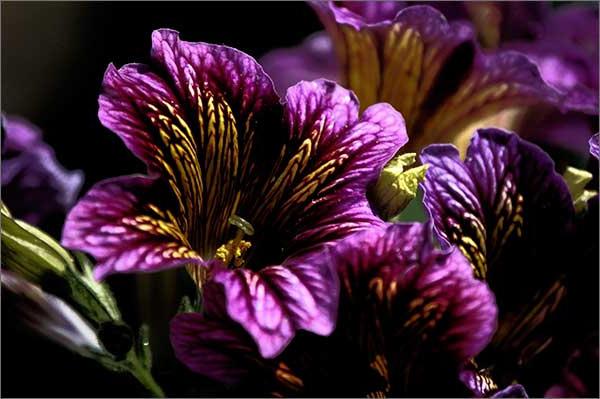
[1,2,598,398]
[1,2,320,397]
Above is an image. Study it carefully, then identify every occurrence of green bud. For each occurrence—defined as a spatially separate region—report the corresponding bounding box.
[374,153,429,220]
[563,166,597,213]
[1,205,73,281]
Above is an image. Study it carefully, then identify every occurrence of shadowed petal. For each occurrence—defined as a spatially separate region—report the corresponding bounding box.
[421,128,575,384]
[261,32,340,97]
[1,270,102,355]
[1,115,83,227]
[62,175,201,280]
[333,224,497,365]
[312,3,565,151]
[492,384,528,398]
[170,310,258,385]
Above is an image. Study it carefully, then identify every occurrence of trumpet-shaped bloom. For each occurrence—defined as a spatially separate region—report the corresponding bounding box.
[426,2,599,159]
[262,3,569,152]
[171,223,497,396]
[1,115,83,228]
[421,128,576,395]
[62,29,407,358]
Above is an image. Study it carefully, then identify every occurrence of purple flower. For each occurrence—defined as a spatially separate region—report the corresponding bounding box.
[1,115,83,227]
[434,2,599,159]
[171,223,497,396]
[421,128,576,395]
[545,334,599,398]
[62,29,407,358]
[262,2,566,153]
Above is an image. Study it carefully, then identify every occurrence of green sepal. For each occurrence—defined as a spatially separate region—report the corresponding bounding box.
[563,166,597,213]
[1,206,73,281]
[66,252,121,323]
[374,153,429,220]
[137,324,153,370]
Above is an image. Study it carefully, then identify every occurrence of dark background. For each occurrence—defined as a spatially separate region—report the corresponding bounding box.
[1,2,320,397]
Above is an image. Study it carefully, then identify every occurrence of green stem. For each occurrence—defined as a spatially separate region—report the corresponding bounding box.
[127,353,165,398]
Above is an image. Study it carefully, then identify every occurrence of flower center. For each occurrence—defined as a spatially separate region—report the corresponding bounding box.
[214,215,254,269]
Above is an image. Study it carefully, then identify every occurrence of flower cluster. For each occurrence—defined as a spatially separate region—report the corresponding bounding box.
[2,2,598,398]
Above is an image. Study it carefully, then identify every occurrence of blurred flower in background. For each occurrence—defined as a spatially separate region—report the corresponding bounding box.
[1,115,83,230]
[261,1,598,163]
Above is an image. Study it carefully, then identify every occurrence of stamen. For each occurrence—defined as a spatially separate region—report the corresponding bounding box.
[213,215,255,269]
[215,239,251,268]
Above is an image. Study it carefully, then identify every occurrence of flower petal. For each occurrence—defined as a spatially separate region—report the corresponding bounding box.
[492,384,529,398]
[313,3,565,151]
[150,28,279,123]
[590,133,599,160]
[334,224,497,363]
[1,270,103,355]
[1,115,83,227]
[275,223,498,395]
[421,128,574,279]
[260,31,340,97]
[170,310,258,385]
[98,29,282,260]
[62,175,201,279]
[421,128,574,372]
[505,40,598,113]
[269,80,407,253]
[210,246,339,358]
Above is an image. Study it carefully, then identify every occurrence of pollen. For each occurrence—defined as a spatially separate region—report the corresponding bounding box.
[215,239,252,268]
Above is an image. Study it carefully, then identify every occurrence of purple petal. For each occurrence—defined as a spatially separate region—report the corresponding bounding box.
[322,1,407,27]
[590,133,600,160]
[331,223,497,381]
[312,3,566,152]
[170,310,258,385]
[504,40,598,113]
[260,31,340,97]
[62,175,202,279]
[421,128,574,278]
[150,28,279,124]
[543,5,598,87]
[1,115,83,227]
[519,111,596,159]
[421,128,574,374]
[210,246,339,358]
[492,384,529,398]
[278,80,407,253]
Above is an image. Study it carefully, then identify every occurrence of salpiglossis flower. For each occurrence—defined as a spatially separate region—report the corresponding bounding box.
[1,115,83,229]
[420,128,578,395]
[62,29,407,358]
[170,223,498,397]
[263,2,567,153]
